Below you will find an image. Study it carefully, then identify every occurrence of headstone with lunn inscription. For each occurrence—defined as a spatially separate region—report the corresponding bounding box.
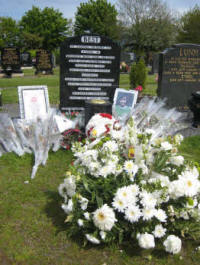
[158,43,200,109]
[60,34,121,112]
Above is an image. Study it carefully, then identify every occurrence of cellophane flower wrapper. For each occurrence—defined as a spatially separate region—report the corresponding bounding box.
[58,98,200,254]
[0,113,25,156]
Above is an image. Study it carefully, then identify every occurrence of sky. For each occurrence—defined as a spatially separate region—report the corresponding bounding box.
[0,0,200,21]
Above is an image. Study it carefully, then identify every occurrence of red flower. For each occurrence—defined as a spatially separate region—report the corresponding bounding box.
[100,113,112,119]
[135,85,143,91]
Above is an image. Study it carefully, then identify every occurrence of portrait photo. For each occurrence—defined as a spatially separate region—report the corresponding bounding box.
[113,88,138,121]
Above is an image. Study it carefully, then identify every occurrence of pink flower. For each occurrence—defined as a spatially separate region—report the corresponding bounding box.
[135,85,143,91]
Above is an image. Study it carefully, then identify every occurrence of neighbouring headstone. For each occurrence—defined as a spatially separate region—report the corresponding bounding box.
[21,52,32,67]
[158,44,200,109]
[151,53,159,74]
[1,47,22,77]
[60,34,121,113]
[35,49,53,75]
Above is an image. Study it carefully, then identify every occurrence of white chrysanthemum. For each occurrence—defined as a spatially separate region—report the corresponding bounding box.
[111,129,124,141]
[79,197,89,210]
[142,207,155,221]
[154,209,167,222]
[161,141,172,151]
[180,211,189,220]
[93,204,116,231]
[153,224,166,238]
[99,164,114,178]
[138,160,148,174]
[138,233,155,249]
[127,184,139,197]
[63,176,76,197]
[180,173,200,197]
[124,205,142,223]
[141,191,157,208]
[61,199,73,214]
[185,198,198,209]
[85,234,100,244]
[58,182,68,200]
[84,212,90,220]
[88,161,100,172]
[77,219,84,227]
[124,160,138,175]
[168,179,185,199]
[115,186,134,205]
[103,140,118,152]
[112,197,126,212]
[169,155,184,166]
[163,235,182,254]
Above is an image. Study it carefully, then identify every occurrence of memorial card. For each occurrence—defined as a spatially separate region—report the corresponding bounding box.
[18,85,50,120]
[113,88,138,121]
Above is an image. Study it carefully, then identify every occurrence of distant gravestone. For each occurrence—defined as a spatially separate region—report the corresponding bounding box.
[21,52,32,67]
[158,44,200,109]
[60,34,121,112]
[35,49,53,75]
[1,47,22,77]
[152,53,159,74]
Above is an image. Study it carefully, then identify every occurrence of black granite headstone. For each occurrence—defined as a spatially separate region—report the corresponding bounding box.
[1,47,22,76]
[60,34,121,112]
[21,52,32,67]
[158,43,200,109]
[35,49,53,74]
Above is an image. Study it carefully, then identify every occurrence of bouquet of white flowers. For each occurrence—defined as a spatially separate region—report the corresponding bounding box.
[58,99,200,254]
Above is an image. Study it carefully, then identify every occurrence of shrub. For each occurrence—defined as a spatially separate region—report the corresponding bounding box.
[129,58,147,90]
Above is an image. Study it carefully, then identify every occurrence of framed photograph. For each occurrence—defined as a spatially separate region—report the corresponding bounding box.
[113,88,138,121]
[18,85,50,120]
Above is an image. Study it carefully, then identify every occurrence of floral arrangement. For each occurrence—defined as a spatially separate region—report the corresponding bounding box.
[58,100,200,254]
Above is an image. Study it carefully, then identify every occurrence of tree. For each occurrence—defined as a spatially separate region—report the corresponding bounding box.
[177,5,200,44]
[117,0,177,56]
[74,0,119,40]
[19,6,72,51]
[0,17,20,48]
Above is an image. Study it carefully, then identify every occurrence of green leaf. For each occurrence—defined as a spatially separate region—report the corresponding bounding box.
[96,195,103,208]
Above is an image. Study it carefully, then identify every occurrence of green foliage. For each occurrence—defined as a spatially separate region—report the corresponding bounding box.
[0,17,20,48]
[177,5,200,43]
[129,58,147,90]
[74,0,119,40]
[19,6,72,51]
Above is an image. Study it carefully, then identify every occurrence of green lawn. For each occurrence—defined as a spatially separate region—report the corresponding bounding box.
[0,68,157,104]
[0,68,200,264]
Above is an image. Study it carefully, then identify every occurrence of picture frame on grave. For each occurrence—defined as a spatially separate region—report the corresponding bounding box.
[112,88,138,121]
[18,85,50,120]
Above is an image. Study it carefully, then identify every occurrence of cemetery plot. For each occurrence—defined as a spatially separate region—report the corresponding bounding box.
[158,43,200,108]
[60,34,121,112]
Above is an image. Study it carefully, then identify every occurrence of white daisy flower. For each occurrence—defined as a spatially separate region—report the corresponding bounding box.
[154,209,167,222]
[61,199,73,214]
[153,224,166,238]
[93,204,116,231]
[79,197,89,210]
[124,205,142,223]
[142,207,155,221]
[112,197,126,212]
[84,212,90,220]
[124,160,138,175]
[103,140,118,152]
[169,155,184,166]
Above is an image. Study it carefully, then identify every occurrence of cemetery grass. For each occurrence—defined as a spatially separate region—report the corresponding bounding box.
[0,69,157,105]
[0,138,200,265]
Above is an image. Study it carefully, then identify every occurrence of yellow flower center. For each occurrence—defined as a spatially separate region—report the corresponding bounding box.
[91,129,97,137]
[98,212,105,221]
[187,180,192,187]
